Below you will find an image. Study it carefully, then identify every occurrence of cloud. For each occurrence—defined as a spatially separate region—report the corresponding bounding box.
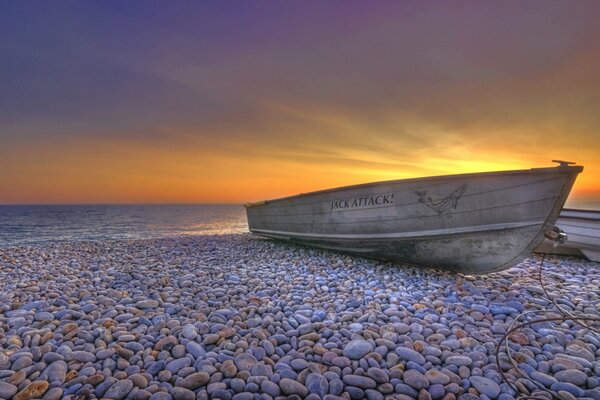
[0,2,599,204]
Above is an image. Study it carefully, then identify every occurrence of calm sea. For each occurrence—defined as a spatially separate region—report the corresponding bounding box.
[0,204,248,247]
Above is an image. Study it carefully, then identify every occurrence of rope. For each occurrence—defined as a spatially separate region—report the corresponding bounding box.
[495,253,600,400]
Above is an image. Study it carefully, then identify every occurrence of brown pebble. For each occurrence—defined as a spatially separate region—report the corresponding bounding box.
[509,332,530,345]
[8,370,26,385]
[155,336,178,351]
[62,322,78,334]
[66,370,77,382]
[221,360,237,378]
[14,380,49,400]
[299,332,321,342]
[179,372,210,390]
[219,327,236,339]
[88,374,105,386]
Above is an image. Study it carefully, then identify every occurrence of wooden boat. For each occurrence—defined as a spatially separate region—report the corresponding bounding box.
[535,208,600,262]
[245,161,583,274]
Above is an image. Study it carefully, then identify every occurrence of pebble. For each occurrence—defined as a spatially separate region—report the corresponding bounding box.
[446,356,473,367]
[469,376,500,398]
[397,347,426,365]
[343,374,377,389]
[554,369,588,386]
[403,369,429,390]
[71,351,96,363]
[0,382,18,399]
[14,380,49,400]
[0,235,598,400]
[343,339,374,359]
[104,380,134,400]
[279,378,308,397]
[180,372,210,389]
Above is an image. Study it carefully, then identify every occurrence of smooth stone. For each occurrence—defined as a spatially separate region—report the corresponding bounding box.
[366,367,389,384]
[329,378,344,396]
[343,340,374,360]
[231,393,254,400]
[155,336,178,351]
[550,382,585,397]
[149,393,174,400]
[428,384,445,399]
[554,369,588,386]
[185,342,206,358]
[279,378,308,397]
[403,370,429,390]
[346,386,365,400]
[290,358,309,371]
[136,299,160,309]
[180,324,197,339]
[71,351,96,363]
[261,380,281,397]
[250,363,273,378]
[365,388,384,400]
[104,380,134,400]
[147,360,166,376]
[0,382,18,399]
[130,373,149,389]
[342,375,377,389]
[235,354,258,371]
[530,371,557,388]
[425,370,450,385]
[230,378,246,393]
[166,358,191,374]
[469,376,500,398]
[171,387,195,400]
[43,387,63,400]
[14,380,49,400]
[396,347,426,365]
[35,312,54,321]
[446,356,472,367]
[180,372,210,390]
[306,373,328,396]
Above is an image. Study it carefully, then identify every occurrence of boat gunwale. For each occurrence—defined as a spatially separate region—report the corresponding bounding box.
[559,208,600,222]
[244,165,583,208]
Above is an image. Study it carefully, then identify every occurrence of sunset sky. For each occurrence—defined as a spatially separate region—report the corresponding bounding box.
[1,2,599,208]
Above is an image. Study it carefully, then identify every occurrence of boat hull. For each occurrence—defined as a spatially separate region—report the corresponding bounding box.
[246,164,582,274]
[535,209,600,262]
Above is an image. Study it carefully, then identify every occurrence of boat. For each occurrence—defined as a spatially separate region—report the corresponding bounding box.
[245,161,583,274]
[535,208,600,262]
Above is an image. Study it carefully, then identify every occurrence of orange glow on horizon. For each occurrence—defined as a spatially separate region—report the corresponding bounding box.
[0,128,598,208]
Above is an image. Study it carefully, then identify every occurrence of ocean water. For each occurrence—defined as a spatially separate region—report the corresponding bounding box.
[0,204,248,247]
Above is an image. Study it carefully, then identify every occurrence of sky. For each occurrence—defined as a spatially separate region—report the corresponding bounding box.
[1,2,599,207]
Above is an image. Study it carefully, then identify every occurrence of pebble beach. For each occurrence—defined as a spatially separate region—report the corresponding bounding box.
[1,234,599,400]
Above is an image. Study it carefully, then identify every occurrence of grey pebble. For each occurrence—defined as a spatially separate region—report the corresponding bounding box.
[104,379,134,400]
[469,376,500,398]
[0,382,17,399]
[343,339,373,360]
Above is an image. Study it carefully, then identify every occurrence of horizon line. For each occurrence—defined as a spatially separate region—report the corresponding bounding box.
[0,202,244,207]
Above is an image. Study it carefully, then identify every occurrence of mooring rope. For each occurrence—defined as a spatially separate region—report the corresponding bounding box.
[495,253,600,400]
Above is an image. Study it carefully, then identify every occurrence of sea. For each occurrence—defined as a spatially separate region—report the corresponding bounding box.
[0,204,248,247]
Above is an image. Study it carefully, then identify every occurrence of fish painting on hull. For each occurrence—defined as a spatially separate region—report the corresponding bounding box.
[415,184,468,214]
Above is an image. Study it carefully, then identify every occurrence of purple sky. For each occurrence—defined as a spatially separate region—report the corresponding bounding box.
[1,2,599,204]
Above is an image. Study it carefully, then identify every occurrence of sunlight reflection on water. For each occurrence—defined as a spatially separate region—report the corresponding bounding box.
[0,204,248,246]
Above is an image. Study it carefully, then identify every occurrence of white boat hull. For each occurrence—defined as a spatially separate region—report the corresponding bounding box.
[535,209,600,262]
[246,164,582,274]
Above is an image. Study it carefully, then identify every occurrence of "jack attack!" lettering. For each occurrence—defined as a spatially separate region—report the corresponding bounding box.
[330,193,394,211]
